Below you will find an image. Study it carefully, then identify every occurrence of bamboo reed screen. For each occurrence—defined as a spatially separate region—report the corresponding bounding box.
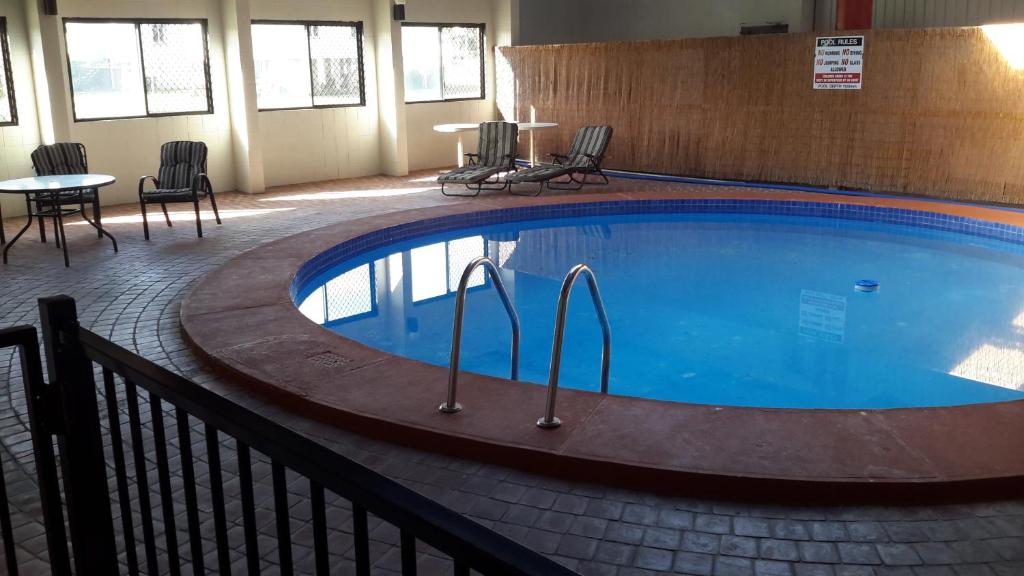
[498,27,1024,204]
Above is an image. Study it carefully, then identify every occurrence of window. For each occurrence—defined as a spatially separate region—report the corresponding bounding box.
[252,21,365,111]
[0,18,17,126]
[402,23,484,103]
[64,19,212,121]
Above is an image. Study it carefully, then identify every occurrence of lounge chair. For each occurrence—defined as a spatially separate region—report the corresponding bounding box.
[30,143,102,241]
[139,141,222,239]
[508,126,613,196]
[438,121,519,196]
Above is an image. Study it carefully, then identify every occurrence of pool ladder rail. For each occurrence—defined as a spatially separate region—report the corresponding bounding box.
[440,257,520,414]
[439,259,612,430]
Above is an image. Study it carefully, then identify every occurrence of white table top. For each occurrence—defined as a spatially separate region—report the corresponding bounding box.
[0,174,116,193]
[433,122,558,133]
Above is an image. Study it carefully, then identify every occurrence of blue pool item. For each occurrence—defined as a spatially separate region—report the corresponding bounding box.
[855,279,880,292]
[293,205,1024,410]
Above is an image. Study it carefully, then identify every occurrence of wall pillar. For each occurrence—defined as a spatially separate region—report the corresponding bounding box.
[836,0,873,30]
[373,0,408,177]
[24,0,71,143]
[220,0,265,193]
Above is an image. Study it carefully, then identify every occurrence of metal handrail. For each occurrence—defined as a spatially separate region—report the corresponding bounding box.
[537,264,612,429]
[440,256,521,413]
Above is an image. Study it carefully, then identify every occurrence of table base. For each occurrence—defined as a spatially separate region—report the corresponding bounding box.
[3,191,118,268]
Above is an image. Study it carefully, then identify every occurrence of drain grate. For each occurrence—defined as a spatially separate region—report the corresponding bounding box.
[307,352,351,368]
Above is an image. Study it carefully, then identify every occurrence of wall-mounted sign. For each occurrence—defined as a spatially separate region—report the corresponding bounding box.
[813,36,864,90]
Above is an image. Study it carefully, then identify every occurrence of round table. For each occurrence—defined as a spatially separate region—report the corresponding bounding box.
[0,174,118,267]
[433,122,559,168]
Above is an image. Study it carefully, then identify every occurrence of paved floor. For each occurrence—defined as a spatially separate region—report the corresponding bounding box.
[0,172,1022,576]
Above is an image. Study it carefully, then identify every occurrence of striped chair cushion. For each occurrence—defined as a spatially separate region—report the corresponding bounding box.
[475,122,518,167]
[437,165,504,184]
[141,188,209,202]
[505,164,572,183]
[565,126,612,169]
[32,143,88,176]
[31,143,97,205]
[156,141,208,190]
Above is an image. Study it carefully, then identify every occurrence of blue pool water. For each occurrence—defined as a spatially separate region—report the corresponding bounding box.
[294,208,1024,409]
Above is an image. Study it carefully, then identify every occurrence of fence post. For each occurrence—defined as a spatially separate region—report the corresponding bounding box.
[15,325,73,576]
[38,296,118,575]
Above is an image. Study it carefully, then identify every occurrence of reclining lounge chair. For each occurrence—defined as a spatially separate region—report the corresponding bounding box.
[438,121,519,197]
[507,125,613,196]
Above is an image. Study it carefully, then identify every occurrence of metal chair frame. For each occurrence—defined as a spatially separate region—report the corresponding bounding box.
[138,143,222,239]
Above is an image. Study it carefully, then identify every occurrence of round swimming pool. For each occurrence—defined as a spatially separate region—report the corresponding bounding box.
[292,201,1024,409]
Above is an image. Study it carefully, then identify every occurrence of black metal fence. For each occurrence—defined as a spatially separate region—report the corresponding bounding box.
[0,295,580,575]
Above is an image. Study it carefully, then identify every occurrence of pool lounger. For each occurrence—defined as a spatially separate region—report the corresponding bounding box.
[508,125,613,196]
[438,121,519,197]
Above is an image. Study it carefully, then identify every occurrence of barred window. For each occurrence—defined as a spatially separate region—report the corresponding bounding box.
[252,21,365,111]
[402,23,484,103]
[64,19,212,121]
[0,18,17,126]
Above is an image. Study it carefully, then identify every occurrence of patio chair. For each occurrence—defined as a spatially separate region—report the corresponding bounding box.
[508,126,613,196]
[30,143,102,242]
[438,122,519,196]
[139,141,221,239]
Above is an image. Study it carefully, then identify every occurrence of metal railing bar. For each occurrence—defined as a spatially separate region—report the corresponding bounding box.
[441,256,521,414]
[204,424,232,575]
[401,530,417,576]
[272,461,294,576]
[125,378,160,575]
[310,480,330,576]
[102,368,140,576]
[175,409,205,576]
[0,450,19,576]
[353,503,371,576]
[149,392,182,576]
[76,327,580,576]
[538,264,612,429]
[237,442,261,576]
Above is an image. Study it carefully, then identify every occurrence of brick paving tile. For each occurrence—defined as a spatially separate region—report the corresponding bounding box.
[634,546,674,571]
[714,555,754,576]
[0,174,1021,576]
[791,564,832,576]
[755,559,796,575]
[720,535,758,558]
[674,551,714,575]
[878,543,925,566]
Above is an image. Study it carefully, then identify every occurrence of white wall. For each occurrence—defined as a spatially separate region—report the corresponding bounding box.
[0,1,41,220]
[0,0,510,220]
[515,0,816,45]
[403,0,499,171]
[55,0,235,210]
[251,0,382,187]
[874,0,1024,28]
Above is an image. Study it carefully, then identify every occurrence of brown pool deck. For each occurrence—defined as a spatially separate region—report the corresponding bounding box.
[181,185,1024,501]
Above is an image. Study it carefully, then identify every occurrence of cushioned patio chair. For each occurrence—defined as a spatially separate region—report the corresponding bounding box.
[139,141,221,239]
[30,143,102,242]
[508,125,613,196]
[438,121,519,197]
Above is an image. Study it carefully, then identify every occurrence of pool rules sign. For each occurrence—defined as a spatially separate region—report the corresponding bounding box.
[813,36,864,89]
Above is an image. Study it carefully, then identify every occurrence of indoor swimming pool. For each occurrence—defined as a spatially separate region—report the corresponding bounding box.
[293,202,1024,409]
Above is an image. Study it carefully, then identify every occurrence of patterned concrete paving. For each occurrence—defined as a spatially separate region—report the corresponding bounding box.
[0,172,1022,576]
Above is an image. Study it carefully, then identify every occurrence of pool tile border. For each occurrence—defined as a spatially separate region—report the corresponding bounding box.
[292,199,1024,300]
[184,189,1024,501]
